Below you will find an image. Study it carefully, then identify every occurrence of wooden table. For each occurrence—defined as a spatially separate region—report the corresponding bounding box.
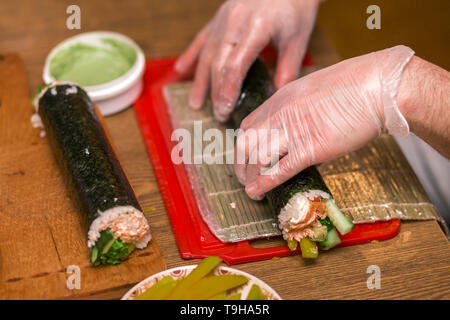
[1,0,449,299]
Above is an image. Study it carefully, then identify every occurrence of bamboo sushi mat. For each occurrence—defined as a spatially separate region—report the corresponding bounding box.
[164,82,448,243]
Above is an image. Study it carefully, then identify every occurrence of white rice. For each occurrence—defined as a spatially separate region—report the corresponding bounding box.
[278,190,330,232]
[30,113,44,128]
[303,190,330,201]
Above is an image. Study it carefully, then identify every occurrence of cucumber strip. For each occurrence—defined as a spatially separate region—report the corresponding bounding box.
[325,199,354,235]
[102,237,116,255]
[90,246,98,265]
[319,228,341,250]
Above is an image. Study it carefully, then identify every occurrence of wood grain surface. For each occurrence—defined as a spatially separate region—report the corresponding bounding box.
[0,54,165,299]
[1,0,449,300]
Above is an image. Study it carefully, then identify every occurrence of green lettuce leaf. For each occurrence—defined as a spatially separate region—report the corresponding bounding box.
[90,229,135,266]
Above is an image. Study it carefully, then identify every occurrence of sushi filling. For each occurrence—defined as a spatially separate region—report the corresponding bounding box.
[88,205,151,248]
[278,190,330,242]
[88,206,151,266]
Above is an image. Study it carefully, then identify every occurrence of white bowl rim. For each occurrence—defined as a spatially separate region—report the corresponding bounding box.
[42,31,145,101]
[121,264,282,300]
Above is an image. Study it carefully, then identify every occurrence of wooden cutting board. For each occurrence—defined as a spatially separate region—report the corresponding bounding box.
[0,54,166,299]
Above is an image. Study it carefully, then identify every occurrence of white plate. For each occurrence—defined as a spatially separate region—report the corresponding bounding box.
[121,265,282,300]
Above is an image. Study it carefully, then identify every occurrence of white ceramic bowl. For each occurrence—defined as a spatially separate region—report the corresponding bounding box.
[43,31,145,116]
[121,265,282,300]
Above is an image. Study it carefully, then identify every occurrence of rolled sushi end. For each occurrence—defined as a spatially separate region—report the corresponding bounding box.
[279,192,352,257]
[278,190,330,243]
[88,206,151,266]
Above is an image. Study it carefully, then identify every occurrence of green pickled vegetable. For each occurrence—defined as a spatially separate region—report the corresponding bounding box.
[247,284,268,300]
[300,238,318,259]
[209,292,228,300]
[225,293,242,300]
[167,256,222,299]
[287,240,298,251]
[134,276,176,300]
[184,275,248,300]
[210,292,242,300]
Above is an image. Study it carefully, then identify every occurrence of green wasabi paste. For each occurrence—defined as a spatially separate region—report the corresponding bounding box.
[49,38,137,86]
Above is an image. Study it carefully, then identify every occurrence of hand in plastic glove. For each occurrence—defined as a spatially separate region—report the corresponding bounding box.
[175,0,320,122]
[235,45,415,199]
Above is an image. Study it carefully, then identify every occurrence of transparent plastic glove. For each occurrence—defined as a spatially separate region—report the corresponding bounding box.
[235,45,415,199]
[175,0,320,122]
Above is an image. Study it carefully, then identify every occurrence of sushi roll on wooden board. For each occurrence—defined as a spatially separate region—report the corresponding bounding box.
[34,83,151,266]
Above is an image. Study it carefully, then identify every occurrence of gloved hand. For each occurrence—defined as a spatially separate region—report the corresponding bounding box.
[235,45,415,199]
[175,0,320,122]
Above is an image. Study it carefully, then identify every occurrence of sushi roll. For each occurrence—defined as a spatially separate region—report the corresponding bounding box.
[233,60,354,257]
[268,166,353,243]
[34,83,151,266]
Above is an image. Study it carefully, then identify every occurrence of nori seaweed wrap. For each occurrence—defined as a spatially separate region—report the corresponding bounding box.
[232,59,274,126]
[232,60,353,253]
[35,83,151,266]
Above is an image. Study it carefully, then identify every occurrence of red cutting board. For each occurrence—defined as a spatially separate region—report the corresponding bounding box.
[134,51,401,265]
